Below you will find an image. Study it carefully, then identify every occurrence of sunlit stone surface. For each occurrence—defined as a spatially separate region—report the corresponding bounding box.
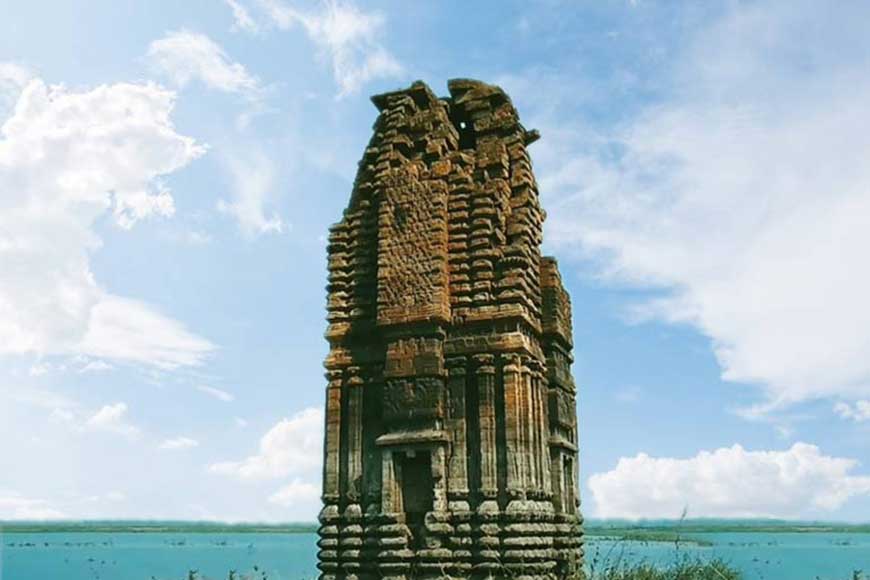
[318,79,583,580]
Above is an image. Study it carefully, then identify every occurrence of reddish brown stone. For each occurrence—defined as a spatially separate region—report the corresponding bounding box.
[318,79,583,580]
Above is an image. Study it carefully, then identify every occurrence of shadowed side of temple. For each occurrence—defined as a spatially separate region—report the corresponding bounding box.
[318,79,583,580]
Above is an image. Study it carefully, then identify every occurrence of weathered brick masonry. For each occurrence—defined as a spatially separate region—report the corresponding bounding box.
[318,79,583,580]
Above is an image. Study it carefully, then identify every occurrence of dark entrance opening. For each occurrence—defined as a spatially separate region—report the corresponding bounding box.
[563,456,575,515]
[400,451,433,549]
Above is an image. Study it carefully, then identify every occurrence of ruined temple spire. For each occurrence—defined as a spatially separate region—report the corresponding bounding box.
[318,79,583,580]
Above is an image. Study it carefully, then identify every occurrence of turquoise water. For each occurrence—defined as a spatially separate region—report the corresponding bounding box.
[1,532,317,580]
[2,531,869,579]
[587,532,870,579]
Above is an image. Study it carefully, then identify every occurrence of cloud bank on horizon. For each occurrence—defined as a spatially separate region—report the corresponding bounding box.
[590,443,870,520]
[1,0,869,523]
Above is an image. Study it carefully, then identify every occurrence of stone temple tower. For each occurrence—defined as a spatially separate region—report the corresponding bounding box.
[318,79,582,580]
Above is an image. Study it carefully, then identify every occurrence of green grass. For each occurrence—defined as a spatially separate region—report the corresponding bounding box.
[179,561,741,580]
[584,534,740,580]
[181,564,869,580]
[581,532,866,580]
[586,557,741,580]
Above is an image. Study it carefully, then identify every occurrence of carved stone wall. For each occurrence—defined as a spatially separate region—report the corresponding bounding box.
[318,79,583,580]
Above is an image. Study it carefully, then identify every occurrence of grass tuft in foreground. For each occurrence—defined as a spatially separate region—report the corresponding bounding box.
[184,562,869,580]
[584,556,740,580]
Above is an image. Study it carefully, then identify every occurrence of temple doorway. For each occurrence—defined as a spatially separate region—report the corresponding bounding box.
[400,451,433,548]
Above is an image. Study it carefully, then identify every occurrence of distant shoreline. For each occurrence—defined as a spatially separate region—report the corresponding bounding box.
[2,519,868,536]
[0,522,319,534]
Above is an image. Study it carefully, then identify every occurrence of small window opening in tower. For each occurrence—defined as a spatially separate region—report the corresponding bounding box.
[450,107,476,150]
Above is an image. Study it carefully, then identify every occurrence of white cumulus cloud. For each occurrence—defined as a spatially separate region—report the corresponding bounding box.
[0,492,65,520]
[834,400,870,423]
[0,74,214,369]
[589,443,870,519]
[147,30,261,97]
[520,0,870,410]
[0,62,32,117]
[209,406,322,480]
[255,0,402,96]
[0,62,31,88]
[79,296,214,369]
[159,436,200,450]
[217,147,284,236]
[197,384,235,402]
[85,403,140,439]
[225,0,260,33]
[78,359,113,373]
[268,478,320,508]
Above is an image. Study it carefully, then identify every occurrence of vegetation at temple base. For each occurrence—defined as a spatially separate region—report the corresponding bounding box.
[177,564,869,580]
[585,557,740,580]
[583,567,869,580]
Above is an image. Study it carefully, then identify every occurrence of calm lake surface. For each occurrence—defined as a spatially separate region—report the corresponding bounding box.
[2,531,869,580]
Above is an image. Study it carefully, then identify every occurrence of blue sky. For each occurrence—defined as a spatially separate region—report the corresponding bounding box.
[2,0,870,523]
